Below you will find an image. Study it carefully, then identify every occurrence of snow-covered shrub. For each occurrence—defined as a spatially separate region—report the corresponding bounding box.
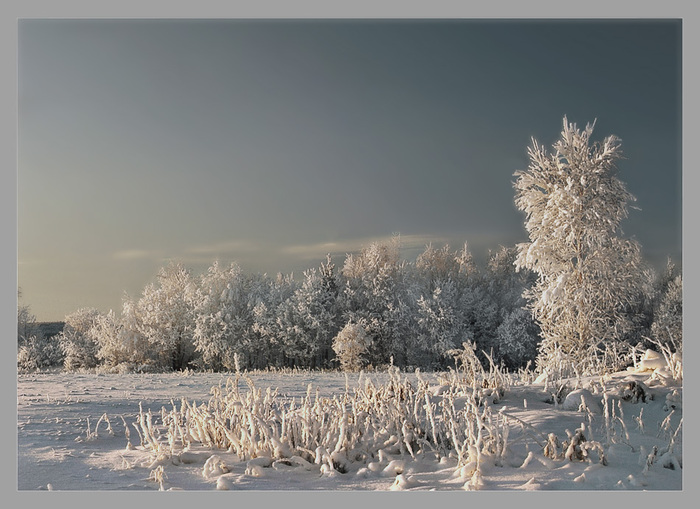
[17,334,63,372]
[59,308,102,371]
[16,293,63,371]
[150,368,514,480]
[446,341,508,398]
[333,321,369,372]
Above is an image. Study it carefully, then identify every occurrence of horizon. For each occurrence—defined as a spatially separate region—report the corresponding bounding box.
[18,19,682,322]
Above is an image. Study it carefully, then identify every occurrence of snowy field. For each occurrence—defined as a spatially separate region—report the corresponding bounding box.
[17,362,683,494]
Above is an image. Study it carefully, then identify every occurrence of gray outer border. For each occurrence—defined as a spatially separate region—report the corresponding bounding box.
[3,0,694,506]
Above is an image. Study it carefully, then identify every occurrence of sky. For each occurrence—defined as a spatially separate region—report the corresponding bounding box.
[17,18,682,322]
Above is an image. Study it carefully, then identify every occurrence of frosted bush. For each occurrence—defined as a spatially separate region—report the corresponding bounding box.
[333,321,369,372]
[17,334,63,372]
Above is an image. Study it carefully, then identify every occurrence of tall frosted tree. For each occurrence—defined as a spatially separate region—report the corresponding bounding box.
[286,256,341,369]
[251,272,297,368]
[192,261,251,371]
[514,117,645,376]
[416,279,463,366]
[341,236,408,367]
[413,243,475,367]
[135,262,199,371]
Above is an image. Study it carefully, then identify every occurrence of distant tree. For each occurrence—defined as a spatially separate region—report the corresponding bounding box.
[333,321,369,372]
[459,282,499,360]
[17,293,63,371]
[17,288,38,344]
[91,301,152,371]
[341,235,401,280]
[59,308,102,371]
[251,272,298,369]
[416,279,463,367]
[341,236,407,367]
[513,117,645,376]
[135,262,198,370]
[91,310,126,368]
[651,273,682,349]
[483,246,539,367]
[495,307,540,370]
[282,256,341,368]
[192,261,253,371]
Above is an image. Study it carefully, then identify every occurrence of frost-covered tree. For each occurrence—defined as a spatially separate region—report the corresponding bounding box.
[459,271,499,362]
[416,279,463,367]
[17,295,63,371]
[411,243,477,367]
[332,321,369,372]
[16,291,61,371]
[495,307,540,370]
[342,235,401,280]
[17,288,38,344]
[251,272,297,369]
[282,256,341,368]
[416,244,461,289]
[651,273,682,349]
[483,246,539,367]
[91,309,127,368]
[135,262,199,370]
[514,117,645,376]
[192,261,255,371]
[91,300,152,371]
[59,307,102,371]
[341,236,408,367]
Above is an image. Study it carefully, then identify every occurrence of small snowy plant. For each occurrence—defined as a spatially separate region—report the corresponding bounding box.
[332,321,369,372]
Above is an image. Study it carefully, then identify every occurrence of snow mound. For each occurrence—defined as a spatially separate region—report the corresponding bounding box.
[216,473,237,490]
[516,477,543,490]
[390,473,418,490]
[562,389,602,413]
[202,455,229,478]
[636,349,667,372]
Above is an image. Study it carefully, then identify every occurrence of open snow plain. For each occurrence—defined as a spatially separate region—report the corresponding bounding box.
[17,368,682,492]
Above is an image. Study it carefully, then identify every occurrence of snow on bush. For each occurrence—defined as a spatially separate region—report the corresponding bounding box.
[118,366,677,490]
[17,334,63,372]
[332,321,370,372]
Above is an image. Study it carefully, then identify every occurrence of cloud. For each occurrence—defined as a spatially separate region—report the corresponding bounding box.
[280,233,457,262]
[112,249,158,261]
[185,240,263,256]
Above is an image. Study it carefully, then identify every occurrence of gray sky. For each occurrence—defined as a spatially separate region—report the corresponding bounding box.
[18,19,682,321]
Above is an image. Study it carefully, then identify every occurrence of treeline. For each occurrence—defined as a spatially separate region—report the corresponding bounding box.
[17,237,681,374]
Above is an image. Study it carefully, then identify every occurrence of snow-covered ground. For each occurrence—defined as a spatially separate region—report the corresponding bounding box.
[17,367,682,492]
